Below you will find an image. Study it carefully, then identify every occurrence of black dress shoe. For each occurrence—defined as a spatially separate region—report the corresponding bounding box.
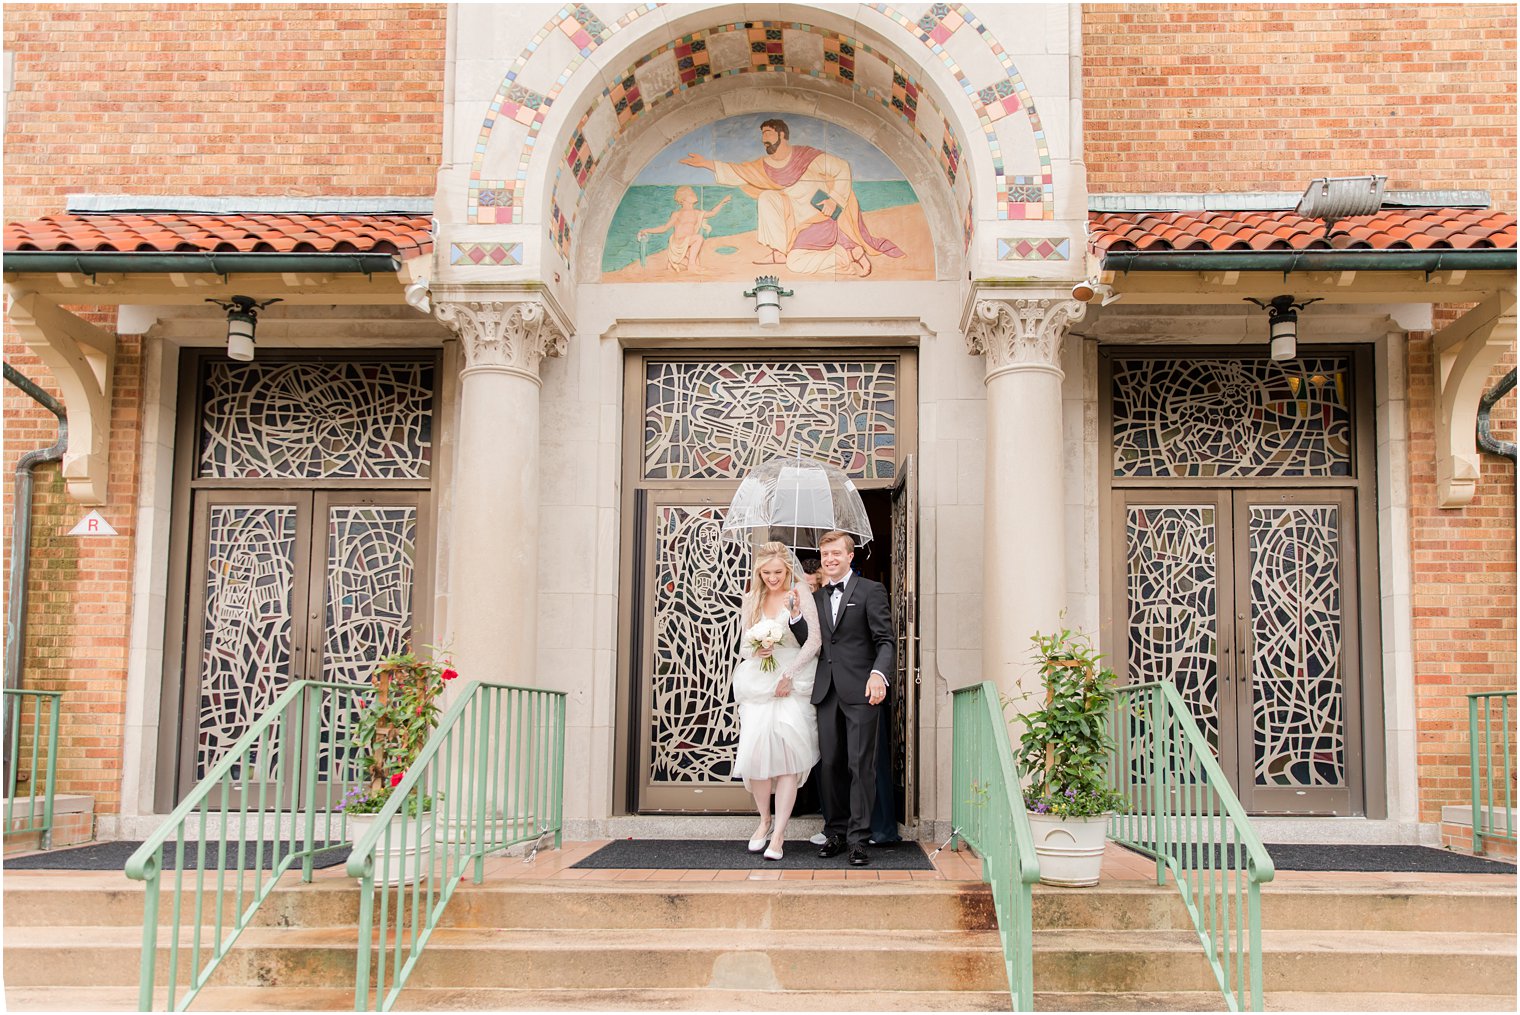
[848,847,870,867]
[816,836,845,858]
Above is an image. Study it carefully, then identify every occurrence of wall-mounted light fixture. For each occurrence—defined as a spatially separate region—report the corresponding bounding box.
[744,275,793,329]
[206,296,283,361]
[1296,174,1387,236]
[1245,294,1322,362]
[403,278,431,315]
[1071,279,1121,306]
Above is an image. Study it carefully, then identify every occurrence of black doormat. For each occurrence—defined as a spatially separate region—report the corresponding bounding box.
[4,839,352,872]
[1120,841,1516,874]
[573,838,935,871]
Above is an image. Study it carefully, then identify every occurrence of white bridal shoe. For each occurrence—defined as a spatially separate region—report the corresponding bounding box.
[763,844,784,861]
[748,821,772,853]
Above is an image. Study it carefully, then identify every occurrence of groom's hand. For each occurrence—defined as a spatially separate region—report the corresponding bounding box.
[866,672,887,706]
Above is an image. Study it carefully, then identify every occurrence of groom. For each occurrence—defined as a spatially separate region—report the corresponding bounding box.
[811,530,895,866]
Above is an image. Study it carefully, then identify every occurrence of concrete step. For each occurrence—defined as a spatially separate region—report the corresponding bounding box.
[1032,927,1516,996]
[2,924,1010,992]
[2,876,993,931]
[1034,880,1517,933]
[8,984,1519,1014]
[1,984,1015,1011]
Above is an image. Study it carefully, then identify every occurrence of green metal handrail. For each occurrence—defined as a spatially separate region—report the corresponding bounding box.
[950,682,1039,1011]
[4,689,63,846]
[125,679,367,1011]
[350,680,566,1012]
[1468,691,1516,854]
[1107,681,1274,1012]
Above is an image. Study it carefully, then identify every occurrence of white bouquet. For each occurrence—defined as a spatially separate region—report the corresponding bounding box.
[745,618,788,672]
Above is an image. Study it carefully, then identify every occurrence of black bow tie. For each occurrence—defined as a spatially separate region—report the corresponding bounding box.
[825,581,846,594]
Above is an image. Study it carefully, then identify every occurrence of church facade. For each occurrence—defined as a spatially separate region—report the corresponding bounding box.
[3,3,1515,846]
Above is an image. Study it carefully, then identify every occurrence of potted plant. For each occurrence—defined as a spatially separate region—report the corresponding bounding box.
[1009,626,1126,887]
[340,649,458,885]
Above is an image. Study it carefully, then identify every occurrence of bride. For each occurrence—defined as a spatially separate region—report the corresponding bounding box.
[731,541,821,860]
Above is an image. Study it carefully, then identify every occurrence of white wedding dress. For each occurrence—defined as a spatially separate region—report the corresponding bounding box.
[731,594,822,790]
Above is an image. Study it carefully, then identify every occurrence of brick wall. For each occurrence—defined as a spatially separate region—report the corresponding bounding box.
[1085,4,1518,825]
[1082,4,1518,208]
[3,3,446,224]
[1407,339,1517,824]
[2,329,139,817]
[3,4,444,816]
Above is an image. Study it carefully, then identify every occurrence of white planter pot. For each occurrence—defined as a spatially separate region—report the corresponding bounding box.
[347,811,436,886]
[1027,811,1110,887]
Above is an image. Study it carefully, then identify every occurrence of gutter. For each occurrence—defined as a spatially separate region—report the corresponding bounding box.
[3,362,67,693]
[1102,249,1517,273]
[2,252,403,276]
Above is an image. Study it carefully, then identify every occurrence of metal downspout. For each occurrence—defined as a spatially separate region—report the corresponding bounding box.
[4,362,67,691]
[1478,367,1518,462]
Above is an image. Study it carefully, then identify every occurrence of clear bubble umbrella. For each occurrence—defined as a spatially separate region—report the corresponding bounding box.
[721,454,873,551]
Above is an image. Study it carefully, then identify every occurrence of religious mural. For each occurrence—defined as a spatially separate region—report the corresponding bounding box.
[602,113,934,282]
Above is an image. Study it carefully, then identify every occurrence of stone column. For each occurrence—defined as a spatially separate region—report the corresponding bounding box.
[432,295,568,687]
[965,295,1087,699]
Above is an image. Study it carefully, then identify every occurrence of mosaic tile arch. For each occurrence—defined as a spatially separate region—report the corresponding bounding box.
[467,3,1052,242]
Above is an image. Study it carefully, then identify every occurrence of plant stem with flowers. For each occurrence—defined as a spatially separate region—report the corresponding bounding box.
[342,649,459,815]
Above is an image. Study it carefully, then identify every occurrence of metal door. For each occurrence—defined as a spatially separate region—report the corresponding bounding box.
[1114,488,1361,814]
[889,456,919,821]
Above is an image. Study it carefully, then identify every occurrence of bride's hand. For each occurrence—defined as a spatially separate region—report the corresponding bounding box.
[774,673,793,698]
[755,646,773,660]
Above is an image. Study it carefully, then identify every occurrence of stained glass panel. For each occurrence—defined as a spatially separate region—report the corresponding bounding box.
[644,360,897,480]
[199,361,434,480]
[1126,504,1221,752]
[197,505,297,780]
[1112,358,1351,478]
[649,504,750,785]
[1248,504,1345,787]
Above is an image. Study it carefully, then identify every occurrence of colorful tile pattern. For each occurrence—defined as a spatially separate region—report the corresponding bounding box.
[468,3,661,225]
[538,20,970,259]
[449,242,524,266]
[871,2,1054,220]
[467,4,1056,240]
[997,237,1069,260]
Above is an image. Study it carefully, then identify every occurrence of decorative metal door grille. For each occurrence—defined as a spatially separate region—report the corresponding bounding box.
[1125,504,1221,752]
[647,504,749,786]
[199,361,434,480]
[1248,503,1345,788]
[643,359,898,480]
[321,506,418,685]
[1111,358,1351,478]
[197,505,298,780]
[166,354,438,808]
[1105,350,1374,816]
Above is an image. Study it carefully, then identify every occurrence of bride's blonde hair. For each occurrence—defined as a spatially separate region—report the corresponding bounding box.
[742,540,803,627]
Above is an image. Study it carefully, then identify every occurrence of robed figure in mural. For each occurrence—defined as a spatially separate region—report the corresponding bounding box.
[681,118,905,277]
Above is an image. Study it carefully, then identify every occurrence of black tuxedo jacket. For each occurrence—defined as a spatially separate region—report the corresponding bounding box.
[811,574,895,707]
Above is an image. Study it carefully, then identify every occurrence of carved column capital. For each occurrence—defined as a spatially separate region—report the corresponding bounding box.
[433,296,568,381]
[964,296,1087,381]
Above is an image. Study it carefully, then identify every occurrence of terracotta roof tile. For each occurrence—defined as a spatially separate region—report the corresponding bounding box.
[4,212,433,259]
[1089,207,1517,254]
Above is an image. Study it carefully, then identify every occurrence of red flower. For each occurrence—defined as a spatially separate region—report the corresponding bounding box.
[441,668,458,681]
[390,772,403,787]
[416,705,424,715]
